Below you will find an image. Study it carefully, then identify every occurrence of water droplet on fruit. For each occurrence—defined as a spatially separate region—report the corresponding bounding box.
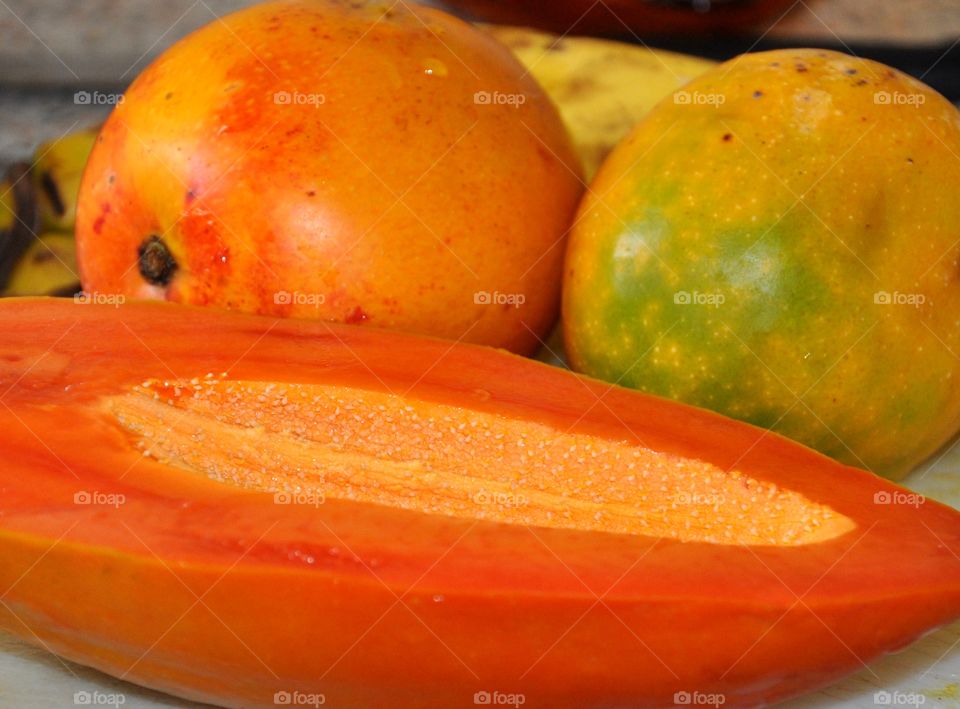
[422,58,448,77]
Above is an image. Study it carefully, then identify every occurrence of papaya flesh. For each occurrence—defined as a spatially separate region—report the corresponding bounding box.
[0,297,959,708]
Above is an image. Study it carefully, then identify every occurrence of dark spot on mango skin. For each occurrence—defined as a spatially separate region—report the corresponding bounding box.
[796,63,808,73]
[92,203,111,235]
[138,236,178,286]
[722,133,733,142]
[753,90,764,99]
[345,306,368,324]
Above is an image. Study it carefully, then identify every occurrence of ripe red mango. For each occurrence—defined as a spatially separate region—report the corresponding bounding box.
[76,0,582,354]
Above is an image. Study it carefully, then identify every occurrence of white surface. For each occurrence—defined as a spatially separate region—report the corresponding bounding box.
[3,444,960,708]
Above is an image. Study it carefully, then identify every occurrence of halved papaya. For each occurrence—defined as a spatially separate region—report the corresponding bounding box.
[0,297,958,708]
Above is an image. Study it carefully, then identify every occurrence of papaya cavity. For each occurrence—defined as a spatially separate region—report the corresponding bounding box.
[106,377,854,546]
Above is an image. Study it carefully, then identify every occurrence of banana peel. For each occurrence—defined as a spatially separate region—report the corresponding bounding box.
[32,127,99,232]
[486,25,715,180]
[3,232,79,297]
[0,129,95,297]
[0,180,15,233]
[0,163,40,290]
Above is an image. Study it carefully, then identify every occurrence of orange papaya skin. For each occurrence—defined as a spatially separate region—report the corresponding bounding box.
[0,297,959,708]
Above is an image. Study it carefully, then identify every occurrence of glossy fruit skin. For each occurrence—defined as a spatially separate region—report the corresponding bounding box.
[564,49,960,479]
[2,298,960,708]
[76,0,582,355]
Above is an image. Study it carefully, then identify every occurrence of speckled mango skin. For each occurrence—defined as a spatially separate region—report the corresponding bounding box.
[564,49,960,479]
[76,0,582,355]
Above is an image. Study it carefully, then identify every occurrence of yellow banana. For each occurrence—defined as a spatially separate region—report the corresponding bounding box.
[3,232,80,297]
[32,127,99,232]
[0,180,15,233]
[0,162,40,291]
[487,25,715,180]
